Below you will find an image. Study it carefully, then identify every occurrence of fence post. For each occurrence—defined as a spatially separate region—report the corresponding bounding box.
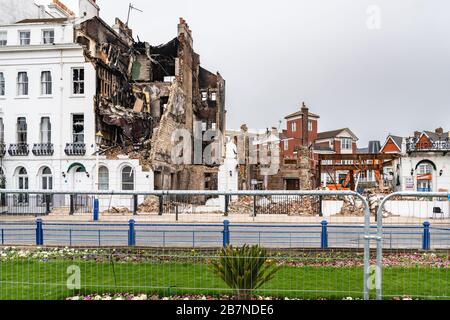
[128,219,136,246]
[253,195,257,217]
[223,220,230,247]
[224,195,229,217]
[422,221,430,251]
[36,219,44,246]
[158,195,163,216]
[318,196,323,217]
[45,195,51,215]
[69,194,74,215]
[133,194,138,216]
[321,220,328,249]
[93,198,99,222]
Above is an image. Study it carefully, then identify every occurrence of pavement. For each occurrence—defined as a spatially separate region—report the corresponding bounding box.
[0,213,449,226]
[0,213,448,249]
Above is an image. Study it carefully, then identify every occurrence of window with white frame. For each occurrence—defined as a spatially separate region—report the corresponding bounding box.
[0,72,4,96]
[418,164,433,175]
[98,166,109,191]
[0,31,7,46]
[19,31,31,45]
[72,68,85,95]
[201,91,207,101]
[341,138,352,150]
[308,121,313,132]
[41,71,52,95]
[72,114,84,143]
[211,92,217,101]
[121,166,135,191]
[42,30,54,44]
[40,117,51,144]
[17,117,27,144]
[284,140,289,151]
[17,72,28,96]
[291,122,297,132]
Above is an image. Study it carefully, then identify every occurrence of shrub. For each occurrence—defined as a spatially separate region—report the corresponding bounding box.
[210,245,280,299]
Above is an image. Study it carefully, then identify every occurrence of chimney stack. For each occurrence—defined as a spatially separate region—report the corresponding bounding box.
[301,102,309,147]
[435,127,444,135]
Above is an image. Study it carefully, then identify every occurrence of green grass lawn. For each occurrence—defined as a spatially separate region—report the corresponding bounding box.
[1,260,448,300]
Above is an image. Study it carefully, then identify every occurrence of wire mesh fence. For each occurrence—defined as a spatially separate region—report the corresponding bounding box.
[375,192,450,300]
[0,191,371,226]
[0,247,367,301]
[0,190,449,300]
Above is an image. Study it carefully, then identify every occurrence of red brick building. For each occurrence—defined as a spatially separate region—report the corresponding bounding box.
[281,103,319,159]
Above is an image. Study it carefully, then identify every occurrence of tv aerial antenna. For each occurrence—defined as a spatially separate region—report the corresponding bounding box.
[126,3,143,26]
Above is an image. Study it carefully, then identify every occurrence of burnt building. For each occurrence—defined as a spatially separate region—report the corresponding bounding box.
[74,16,226,191]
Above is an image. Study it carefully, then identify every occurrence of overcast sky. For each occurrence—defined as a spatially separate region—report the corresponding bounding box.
[82,0,449,145]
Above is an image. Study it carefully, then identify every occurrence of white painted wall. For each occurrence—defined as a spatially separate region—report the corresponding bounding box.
[394,154,450,192]
[0,19,154,208]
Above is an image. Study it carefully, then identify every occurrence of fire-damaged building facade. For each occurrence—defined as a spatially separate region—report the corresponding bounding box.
[0,0,226,204]
[76,15,227,191]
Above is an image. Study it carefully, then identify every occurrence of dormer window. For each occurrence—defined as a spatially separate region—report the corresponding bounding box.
[42,30,55,44]
[341,138,352,150]
[19,31,31,45]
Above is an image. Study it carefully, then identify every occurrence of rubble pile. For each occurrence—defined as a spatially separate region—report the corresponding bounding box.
[228,196,319,215]
[287,197,318,216]
[228,196,253,214]
[368,192,393,218]
[103,207,131,214]
[338,196,365,216]
[137,196,160,214]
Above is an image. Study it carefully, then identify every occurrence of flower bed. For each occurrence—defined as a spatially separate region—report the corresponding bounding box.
[0,247,448,268]
[65,293,415,301]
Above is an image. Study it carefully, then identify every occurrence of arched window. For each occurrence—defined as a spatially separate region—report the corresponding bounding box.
[98,166,109,191]
[41,167,53,190]
[121,166,134,191]
[16,167,29,204]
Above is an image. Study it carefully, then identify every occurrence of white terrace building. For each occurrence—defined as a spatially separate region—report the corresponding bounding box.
[0,1,153,211]
[381,129,450,193]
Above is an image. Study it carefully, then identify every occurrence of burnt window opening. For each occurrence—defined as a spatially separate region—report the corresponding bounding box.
[73,68,85,95]
[204,173,218,191]
[150,38,179,82]
[72,114,85,144]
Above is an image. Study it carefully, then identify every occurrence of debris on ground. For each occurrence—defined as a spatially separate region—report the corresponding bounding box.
[103,207,131,214]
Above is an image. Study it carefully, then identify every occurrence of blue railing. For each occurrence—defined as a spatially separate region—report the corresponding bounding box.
[0,220,448,250]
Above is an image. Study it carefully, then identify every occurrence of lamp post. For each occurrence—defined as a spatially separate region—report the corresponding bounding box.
[93,131,103,222]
